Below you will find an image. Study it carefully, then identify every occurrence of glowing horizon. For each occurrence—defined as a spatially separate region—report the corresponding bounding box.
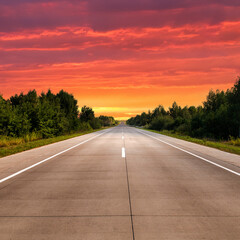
[1,1,240,119]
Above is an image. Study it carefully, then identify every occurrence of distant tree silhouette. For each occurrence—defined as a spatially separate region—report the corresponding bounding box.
[127,77,240,140]
[0,90,117,139]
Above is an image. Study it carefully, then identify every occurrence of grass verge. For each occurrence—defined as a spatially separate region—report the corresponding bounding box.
[143,129,240,155]
[0,128,108,158]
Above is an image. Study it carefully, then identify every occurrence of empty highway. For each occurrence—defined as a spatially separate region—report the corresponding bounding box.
[0,124,239,239]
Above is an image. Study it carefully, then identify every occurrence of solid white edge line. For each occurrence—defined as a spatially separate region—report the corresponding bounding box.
[136,129,240,177]
[122,147,126,158]
[0,129,112,183]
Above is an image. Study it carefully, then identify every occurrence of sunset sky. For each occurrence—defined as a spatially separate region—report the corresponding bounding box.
[1,0,240,119]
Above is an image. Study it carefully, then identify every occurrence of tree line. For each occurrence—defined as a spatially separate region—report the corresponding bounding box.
[0,89,118,138]
[127,78,240,140]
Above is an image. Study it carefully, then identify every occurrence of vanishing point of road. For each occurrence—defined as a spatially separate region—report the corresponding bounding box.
[0,124,239,239]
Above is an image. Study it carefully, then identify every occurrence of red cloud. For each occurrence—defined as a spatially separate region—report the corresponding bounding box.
[1,1,240,118]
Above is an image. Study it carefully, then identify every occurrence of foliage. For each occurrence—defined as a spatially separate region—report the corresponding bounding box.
[89,118,102,129]
[79,106,95,122]
[0,90,117,141]
[127,78,240,140]
[99,115,117,126]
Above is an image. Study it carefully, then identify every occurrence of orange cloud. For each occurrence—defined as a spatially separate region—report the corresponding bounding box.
[1,1,240,119]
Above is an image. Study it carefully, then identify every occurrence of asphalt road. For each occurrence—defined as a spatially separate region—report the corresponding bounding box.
[0,124,239,239]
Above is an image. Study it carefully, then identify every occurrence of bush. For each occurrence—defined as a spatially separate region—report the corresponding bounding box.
[0,90,117,142]
[175,123,191,134]
[128,78,240,140]
[149,115,174,131]
[229,137,240,146]
[78,122,92,131]
[89,118,102,129]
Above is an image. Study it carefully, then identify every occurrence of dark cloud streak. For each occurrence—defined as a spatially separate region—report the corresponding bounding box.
[1,0,240,32]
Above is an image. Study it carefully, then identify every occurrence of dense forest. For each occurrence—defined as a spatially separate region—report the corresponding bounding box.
[0,89,118,139]
[127,78,240,140]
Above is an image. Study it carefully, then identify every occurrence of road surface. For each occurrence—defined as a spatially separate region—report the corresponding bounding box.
[0,124,239,239]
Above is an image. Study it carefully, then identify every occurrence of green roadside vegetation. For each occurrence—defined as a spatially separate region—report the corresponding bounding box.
[0,89,119,158]
[127,78,240,155]
[143,129,240,155]
[0,128,110,158]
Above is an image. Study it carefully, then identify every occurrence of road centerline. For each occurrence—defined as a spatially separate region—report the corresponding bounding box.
[122,126,135,240]
[122,147,126,158]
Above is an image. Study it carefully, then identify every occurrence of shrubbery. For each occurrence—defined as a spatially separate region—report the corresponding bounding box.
[127,78,240,140]
[0,89,118,139]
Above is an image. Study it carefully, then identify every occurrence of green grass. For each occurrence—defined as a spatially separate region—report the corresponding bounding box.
[0,128,108,158]
[143,129,240,155]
